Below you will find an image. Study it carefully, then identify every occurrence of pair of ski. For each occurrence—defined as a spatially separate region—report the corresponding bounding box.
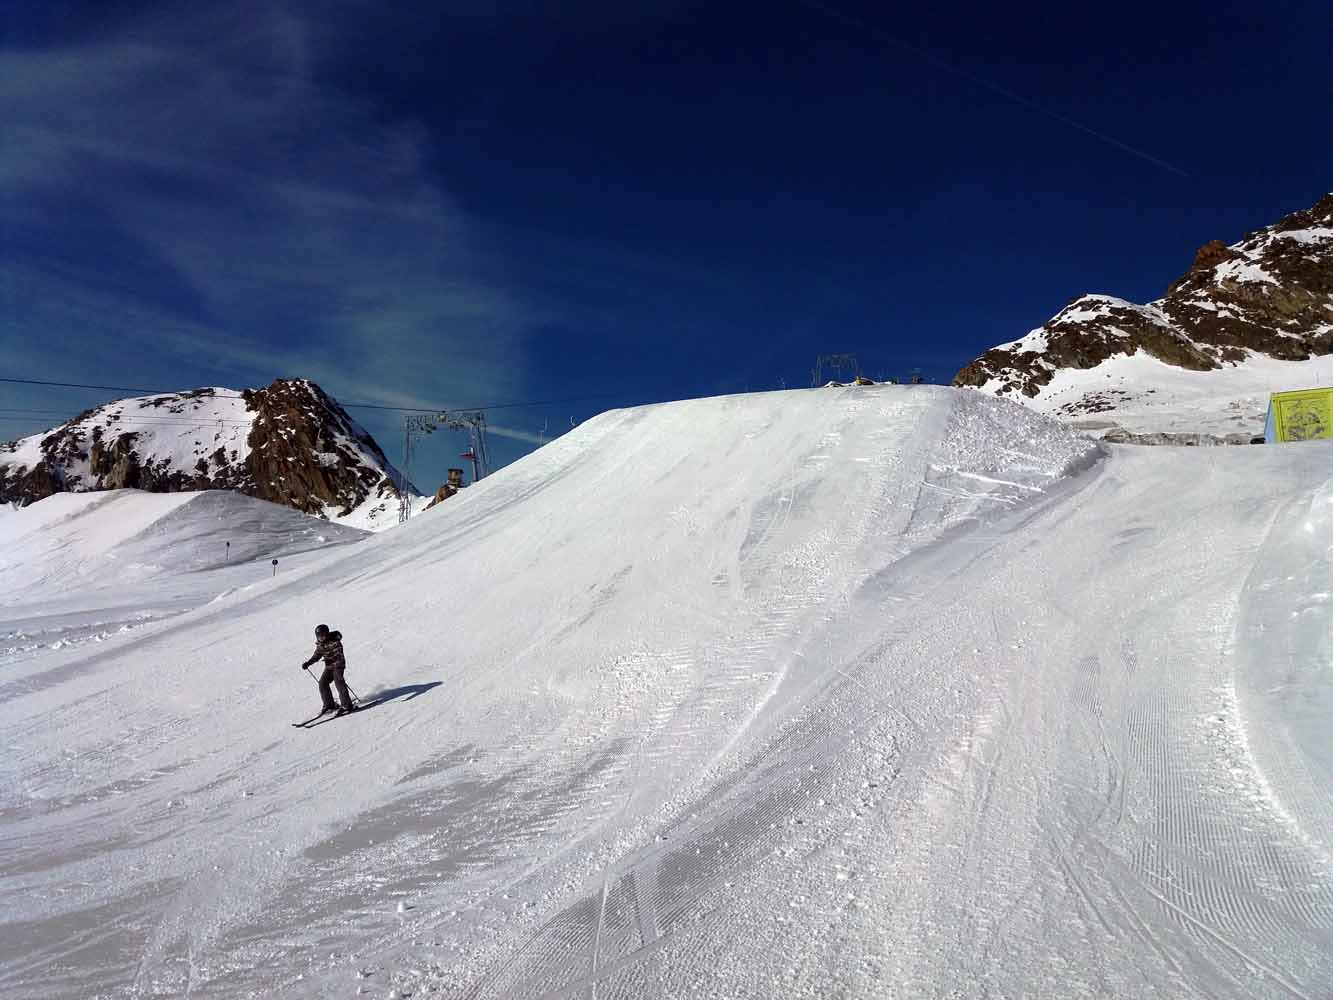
[292,700,380,728]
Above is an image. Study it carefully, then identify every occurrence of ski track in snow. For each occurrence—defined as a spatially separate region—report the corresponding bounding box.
[2,385,1332,998]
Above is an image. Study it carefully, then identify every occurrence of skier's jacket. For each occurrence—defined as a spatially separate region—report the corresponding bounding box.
[303,631,346,672]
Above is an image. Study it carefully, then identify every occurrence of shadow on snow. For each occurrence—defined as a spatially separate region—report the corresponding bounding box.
[359,680,444,705]
[299,681,444,727]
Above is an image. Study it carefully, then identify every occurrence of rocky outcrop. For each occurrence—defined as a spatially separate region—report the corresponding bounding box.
[0,379,414,527]
[424,482,457,510]
[1186,239,1238,274]
[423,469,466,510]
[240,380,401,518]
[1100,428,1253,447]
[954,194,1333,411]
[3,458,60,502]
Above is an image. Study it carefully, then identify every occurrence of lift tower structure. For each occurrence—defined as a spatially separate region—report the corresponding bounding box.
[397,410,492,523]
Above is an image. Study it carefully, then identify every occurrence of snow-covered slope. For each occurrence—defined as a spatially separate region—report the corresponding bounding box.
[0,488,367,597]
[0,379,421,530]
[985,347,1333,443]
[956,193,1333,441]
[3,385,1332,999]
[0,489,368,661]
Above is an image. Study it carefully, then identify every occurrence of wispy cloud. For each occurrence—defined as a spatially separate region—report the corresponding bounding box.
[0,2,533,411]
[487,424,552,446]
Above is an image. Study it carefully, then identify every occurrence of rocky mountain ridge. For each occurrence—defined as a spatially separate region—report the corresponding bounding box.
[0,379,419,530]
[953,194,1333,439]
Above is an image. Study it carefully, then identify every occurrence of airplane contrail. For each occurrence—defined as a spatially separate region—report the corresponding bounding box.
[795,0,1190,178]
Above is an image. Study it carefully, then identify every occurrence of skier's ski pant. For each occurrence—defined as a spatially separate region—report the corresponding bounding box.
[318,665,353,711]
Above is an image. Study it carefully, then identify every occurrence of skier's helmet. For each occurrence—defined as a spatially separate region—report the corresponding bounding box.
[315,623,330,638]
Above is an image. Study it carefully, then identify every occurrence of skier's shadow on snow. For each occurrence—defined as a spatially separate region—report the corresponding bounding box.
[358,681,443,710]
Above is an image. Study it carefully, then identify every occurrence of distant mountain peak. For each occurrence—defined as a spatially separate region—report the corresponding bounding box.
[954,194,1333,441]
[0,378,417,530]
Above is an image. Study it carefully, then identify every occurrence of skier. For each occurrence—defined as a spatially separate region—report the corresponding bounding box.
[301,624,356,716]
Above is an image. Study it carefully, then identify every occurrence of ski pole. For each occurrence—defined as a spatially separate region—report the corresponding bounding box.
[304,663,359,706]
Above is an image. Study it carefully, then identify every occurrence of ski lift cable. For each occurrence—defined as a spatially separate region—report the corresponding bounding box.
[0,376,621,415]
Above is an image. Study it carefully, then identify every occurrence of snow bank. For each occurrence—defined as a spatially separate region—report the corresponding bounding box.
[0,488,366,598]
[1233,470,1333,866]
[5,386,1332,998]
[1024,349,1333,441]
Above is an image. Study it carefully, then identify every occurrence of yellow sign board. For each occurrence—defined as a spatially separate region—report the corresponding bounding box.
[1268,387,1333,442]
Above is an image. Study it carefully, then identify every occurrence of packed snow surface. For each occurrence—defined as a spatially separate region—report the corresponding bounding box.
[997,349,1333,442]
[0,489,367,663]
[3,385,1332,998]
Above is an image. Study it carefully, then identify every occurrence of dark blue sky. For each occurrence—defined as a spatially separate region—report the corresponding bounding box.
[2,0,1330,484]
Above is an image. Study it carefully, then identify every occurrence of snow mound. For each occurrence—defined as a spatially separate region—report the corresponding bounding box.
[0,488,367,598]
[0,385,1116,998]
[14,386,1333,997]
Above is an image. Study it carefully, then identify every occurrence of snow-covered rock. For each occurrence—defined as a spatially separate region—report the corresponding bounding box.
[0,379,420,530]
[955,193,1333,441]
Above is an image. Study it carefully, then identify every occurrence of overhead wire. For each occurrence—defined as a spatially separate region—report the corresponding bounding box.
[0,376,623,416]
[0,407,252,423]
[0,415,253,427]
